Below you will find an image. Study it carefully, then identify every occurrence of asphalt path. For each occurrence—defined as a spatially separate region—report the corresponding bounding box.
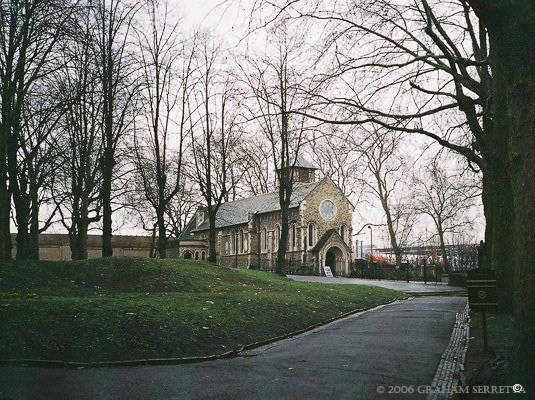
[0,296,467,400]
[289,275,466,294]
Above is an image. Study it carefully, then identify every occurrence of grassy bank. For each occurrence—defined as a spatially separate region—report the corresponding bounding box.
[0,257,407,363]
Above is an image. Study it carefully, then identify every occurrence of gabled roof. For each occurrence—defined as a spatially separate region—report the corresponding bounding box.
[178,215,202,241]
[189,181,321,233]
[310,229,351,253]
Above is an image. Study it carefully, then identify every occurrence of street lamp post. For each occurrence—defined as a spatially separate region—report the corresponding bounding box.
[353,223,383,280]
[368,226,373,256]
[368,225,374,279]
[423,256,427,285]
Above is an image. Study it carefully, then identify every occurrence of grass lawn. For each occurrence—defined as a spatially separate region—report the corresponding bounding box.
[0,257,407,363]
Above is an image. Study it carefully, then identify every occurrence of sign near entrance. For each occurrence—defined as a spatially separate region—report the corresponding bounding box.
[467,268,497,310]
[323,266,334,278]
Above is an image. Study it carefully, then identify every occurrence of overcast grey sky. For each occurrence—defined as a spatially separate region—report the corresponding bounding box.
[177,0,246,43]
[39,0,484,249]
[171,0,484,248]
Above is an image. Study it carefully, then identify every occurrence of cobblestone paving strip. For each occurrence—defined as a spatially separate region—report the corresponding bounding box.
[428,301,470,400]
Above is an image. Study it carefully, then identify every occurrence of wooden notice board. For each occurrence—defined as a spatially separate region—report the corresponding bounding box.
[467,268,497,310]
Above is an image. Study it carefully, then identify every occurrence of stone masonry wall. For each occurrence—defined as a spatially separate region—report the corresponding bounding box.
[302,178,354,274]
[188,178,355,273]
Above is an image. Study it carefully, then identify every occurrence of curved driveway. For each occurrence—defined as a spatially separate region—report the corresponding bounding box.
[289,275,466,295]
[0,296,467,400]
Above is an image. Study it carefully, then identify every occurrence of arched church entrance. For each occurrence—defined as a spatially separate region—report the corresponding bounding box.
[183,251,192,259]
[325,246,344,276]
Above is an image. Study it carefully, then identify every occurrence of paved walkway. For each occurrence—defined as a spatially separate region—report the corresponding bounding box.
[288,275,466,295]
[0,297,467,400]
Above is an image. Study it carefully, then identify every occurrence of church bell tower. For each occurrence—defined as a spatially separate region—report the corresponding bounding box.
[277,155,317,184]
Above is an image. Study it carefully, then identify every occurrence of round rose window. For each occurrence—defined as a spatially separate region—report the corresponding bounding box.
[320,200,337,220]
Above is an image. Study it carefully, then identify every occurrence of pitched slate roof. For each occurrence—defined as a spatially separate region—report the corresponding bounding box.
[178,215,202,241]
[190,181,321,232]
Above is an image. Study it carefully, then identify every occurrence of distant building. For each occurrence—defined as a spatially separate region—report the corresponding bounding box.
[10,233,156,260]
[178,158,354,276]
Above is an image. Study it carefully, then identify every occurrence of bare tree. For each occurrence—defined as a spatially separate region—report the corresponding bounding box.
[125,181,198,257]
[249,0,535,316]
[414,162,478,271]
[132,1,194,258]
[0,0,76,259]
[15,88,65,259]
[234,138,274,197]
[53,18,105,259]
[241,27,315,275]
[164,184,199,240]
[189,35,242,263]
[94,0,137,257]
[310,126,360,199]
[352,127,414,266]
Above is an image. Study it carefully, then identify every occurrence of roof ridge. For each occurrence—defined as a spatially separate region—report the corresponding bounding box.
[188,180,322,232]
[217,181,319,207]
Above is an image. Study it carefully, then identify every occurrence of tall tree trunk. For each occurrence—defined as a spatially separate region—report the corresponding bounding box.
[208,209,217,263]
[6,108,29,260]
[276,166,291,276]
[379,193,402,267]
[0,47,14,261]
[156,208,167,258]
[481,163,514,311]
[470,0,535,388]
[101,154,113,257]
[69,198,89,260]
[101,38,115,258]
[70,225,89,260]
[149,224,156,257]
[0,145,11,260]
[29,187,40,260]
[437,225,449,272]
[276,204,290,275]
[11,167,33,260]
[13,196,31,260]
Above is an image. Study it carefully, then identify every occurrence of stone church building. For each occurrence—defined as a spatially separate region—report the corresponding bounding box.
[178,159,354,276]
